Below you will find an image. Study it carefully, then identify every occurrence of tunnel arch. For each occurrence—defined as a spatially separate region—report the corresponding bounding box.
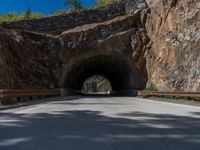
[61,53,147,94]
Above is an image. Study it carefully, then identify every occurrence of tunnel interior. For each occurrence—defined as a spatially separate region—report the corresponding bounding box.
[62,54,146,94]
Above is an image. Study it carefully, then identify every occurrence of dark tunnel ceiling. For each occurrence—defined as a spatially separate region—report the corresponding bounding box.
[62,54,146,91]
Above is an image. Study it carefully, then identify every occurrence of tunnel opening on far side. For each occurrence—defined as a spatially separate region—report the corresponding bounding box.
[82,75,112,95]
[61,54,147,96]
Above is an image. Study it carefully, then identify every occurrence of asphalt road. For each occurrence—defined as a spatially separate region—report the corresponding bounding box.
[0,96,200,150]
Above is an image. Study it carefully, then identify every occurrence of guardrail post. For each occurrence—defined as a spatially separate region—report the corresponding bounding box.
[30,96,33,100]
[17,97,20,102]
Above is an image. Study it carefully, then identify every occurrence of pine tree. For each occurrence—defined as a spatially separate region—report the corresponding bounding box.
[24,8,32,20]
[64,0,83,11]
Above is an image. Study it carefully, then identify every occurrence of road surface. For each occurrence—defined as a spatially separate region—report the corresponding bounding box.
[0,96,200,150]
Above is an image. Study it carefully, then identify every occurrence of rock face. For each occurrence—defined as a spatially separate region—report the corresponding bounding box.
[145,0,200,91]
[0,0,199,92]
[0,29,62,89]
[0,0,149,91]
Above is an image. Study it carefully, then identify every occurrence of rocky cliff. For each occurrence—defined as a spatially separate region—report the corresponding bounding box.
[0,0,199,92]
[0,0,149,90]
[0,29,62,89]
[145,0,200,91]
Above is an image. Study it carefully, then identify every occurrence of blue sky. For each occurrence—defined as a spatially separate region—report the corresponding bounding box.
[0,0,96,16]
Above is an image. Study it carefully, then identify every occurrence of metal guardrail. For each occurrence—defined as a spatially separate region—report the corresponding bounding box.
[0,89,61,103]
[137,91,200,100]
[1,89,199,104]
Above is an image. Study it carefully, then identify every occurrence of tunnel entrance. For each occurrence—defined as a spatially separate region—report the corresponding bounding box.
[61,54,147,96]
[82,75,112,95]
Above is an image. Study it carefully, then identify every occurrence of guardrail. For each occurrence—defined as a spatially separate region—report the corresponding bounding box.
[137,91,200,100]
[0,89,61,104]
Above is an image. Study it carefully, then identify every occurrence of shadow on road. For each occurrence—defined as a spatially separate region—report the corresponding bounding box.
[0,109,200,150]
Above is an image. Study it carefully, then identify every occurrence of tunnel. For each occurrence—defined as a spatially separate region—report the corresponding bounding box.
[61,54,147,95]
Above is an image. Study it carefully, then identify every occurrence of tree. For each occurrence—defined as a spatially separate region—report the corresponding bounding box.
[24,8,32,19]
[64,0,83,11]
[96,0,117,7]
[7,12,16,18]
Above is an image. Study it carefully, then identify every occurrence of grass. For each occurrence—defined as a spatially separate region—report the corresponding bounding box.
[146,94,200,103]
[0,12,45,23]
[144,85,159,92]
[49,7,91,17]
[96,0,113,7]
[167,96,200,102]
[151,96,200,105]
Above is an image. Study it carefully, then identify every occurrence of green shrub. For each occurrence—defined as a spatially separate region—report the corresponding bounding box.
[0,11,44,23]
[96,0,119,7]
[50,8,88,17]
[65,0,83,11]
[49,10,72,17]
[145,85,159,91]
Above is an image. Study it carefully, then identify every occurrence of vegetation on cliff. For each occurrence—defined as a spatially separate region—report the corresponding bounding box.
[0,0,117,23]
[96,0,119,7]
[64,0,83,10]
[0,9,44,23]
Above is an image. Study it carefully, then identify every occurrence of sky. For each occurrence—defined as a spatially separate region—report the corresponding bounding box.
[0,0,96,16]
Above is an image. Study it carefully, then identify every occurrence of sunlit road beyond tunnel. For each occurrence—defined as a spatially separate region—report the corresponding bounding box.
[0,96,200,150]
